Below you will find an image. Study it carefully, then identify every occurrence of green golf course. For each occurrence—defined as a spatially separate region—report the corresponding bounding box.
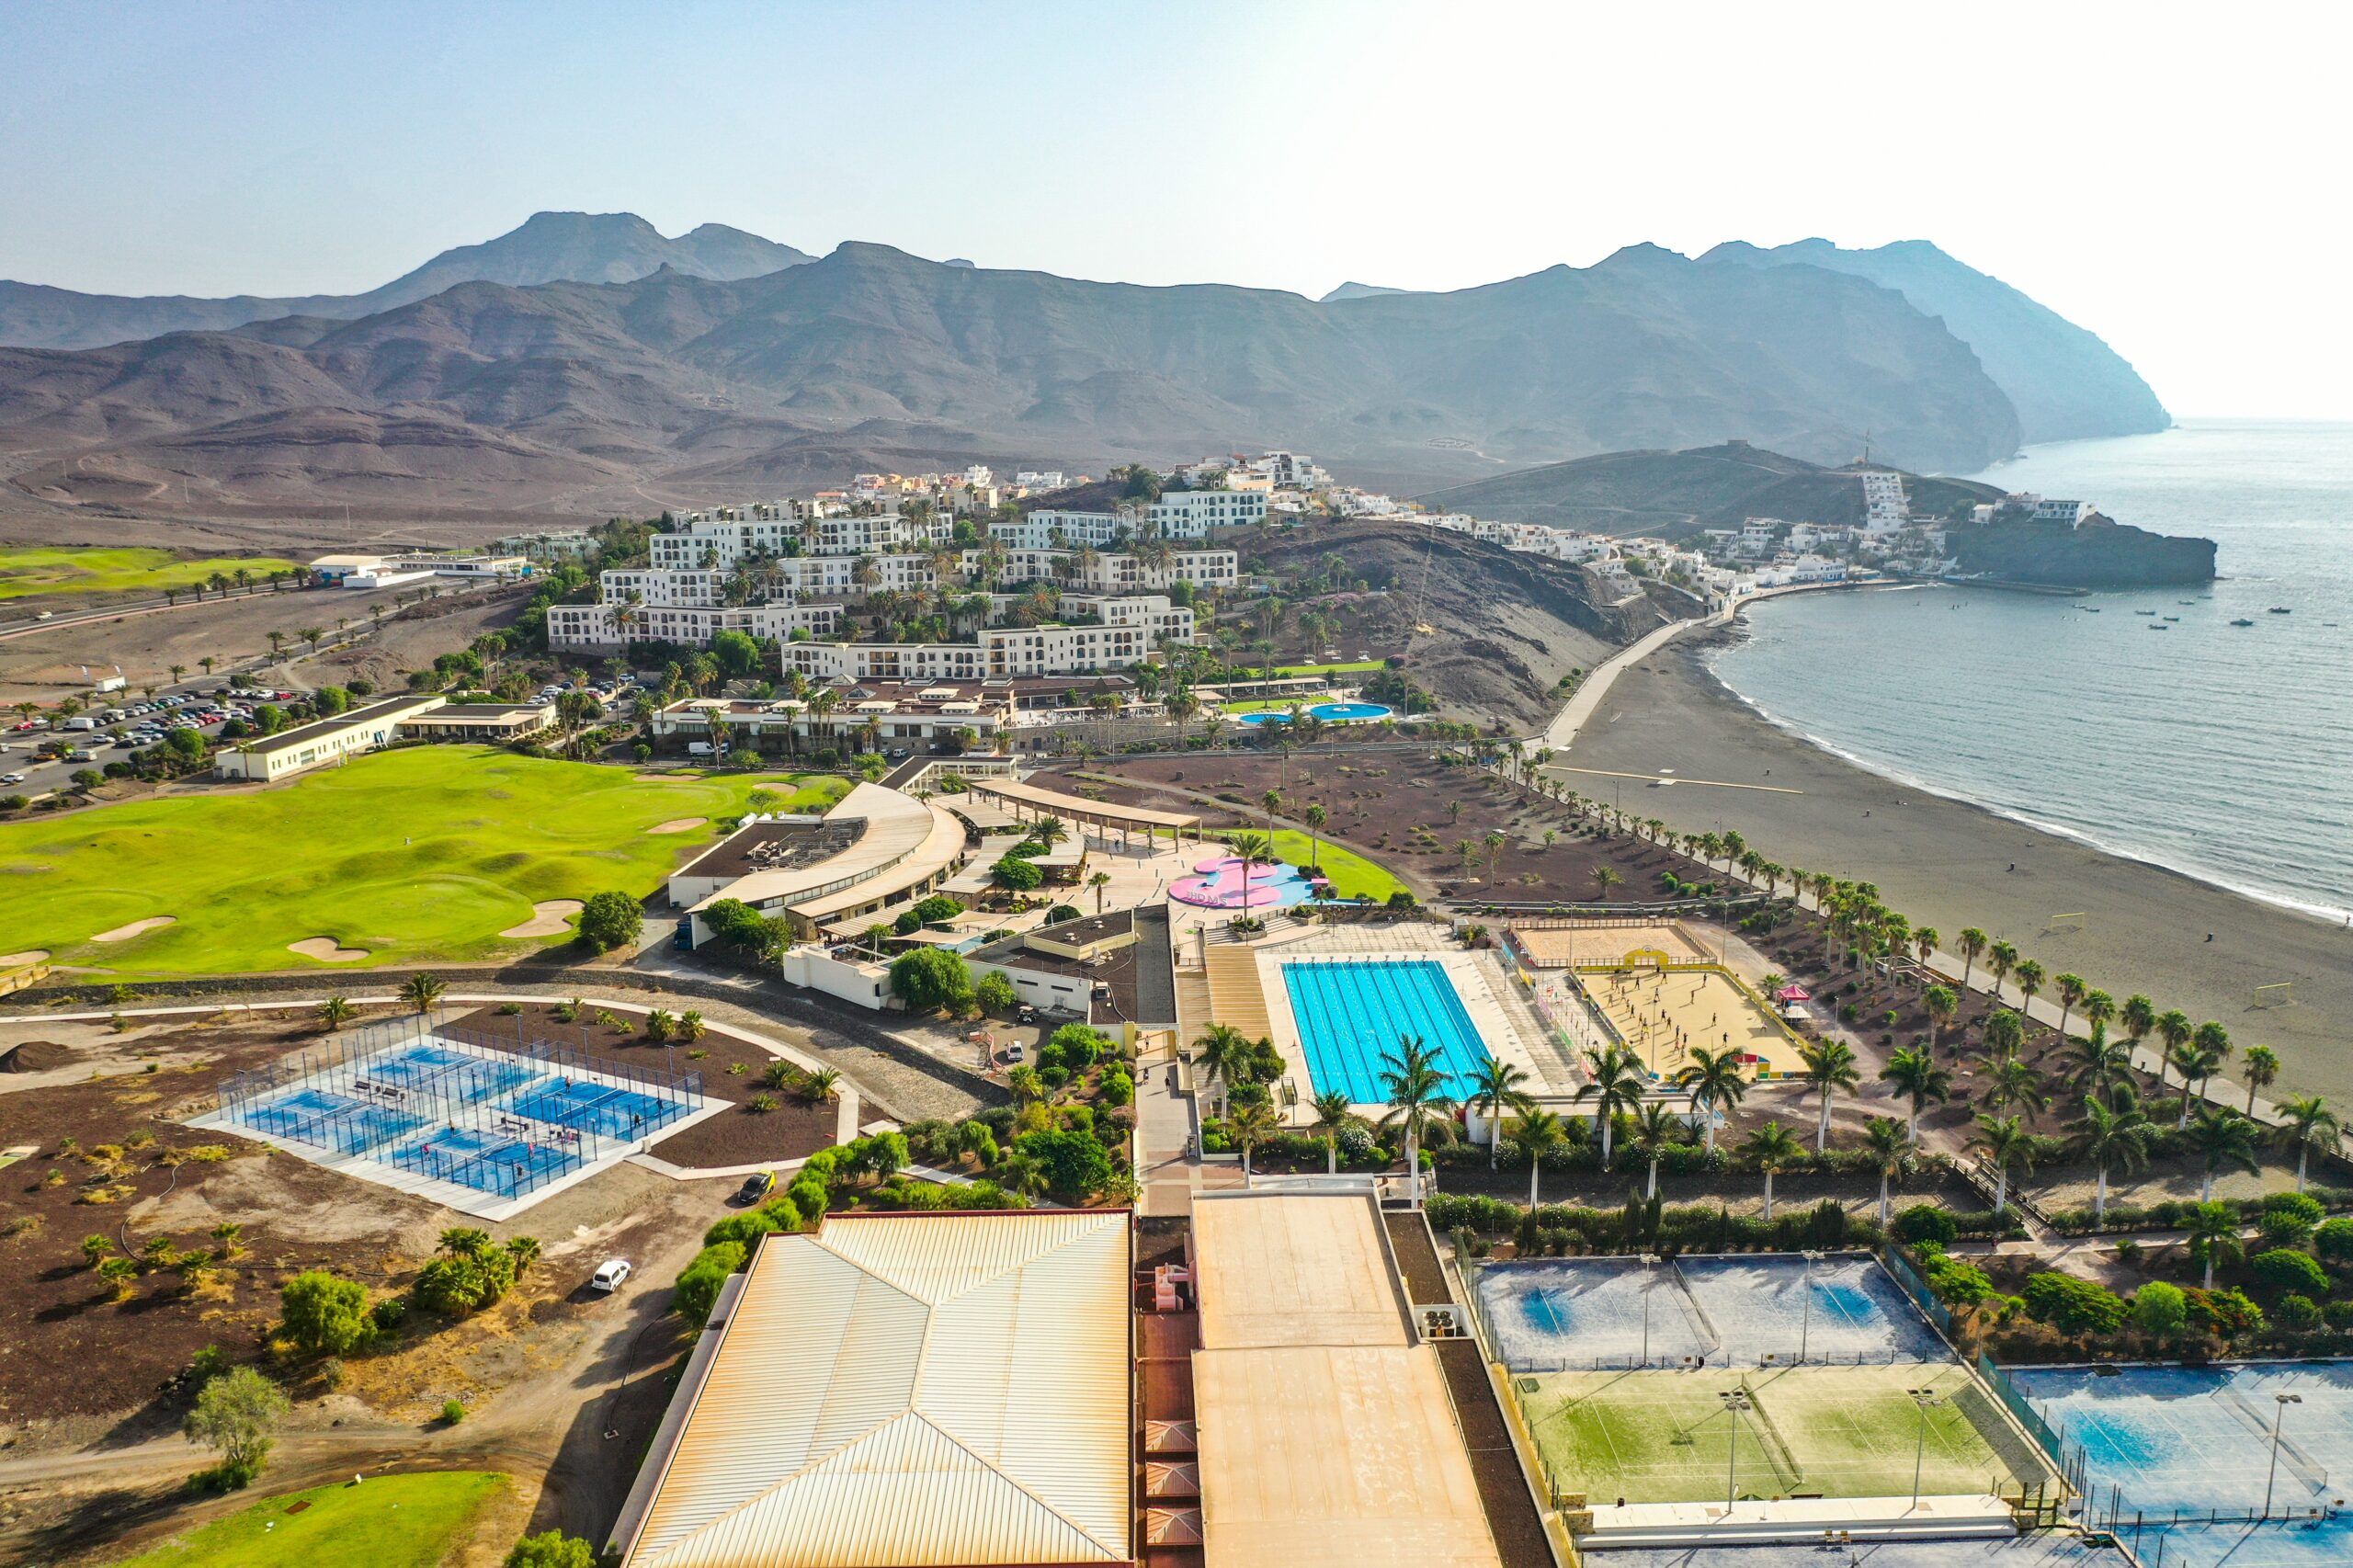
[0,545,301,600]
[0,746,847,973]
[107,1471,509,1568]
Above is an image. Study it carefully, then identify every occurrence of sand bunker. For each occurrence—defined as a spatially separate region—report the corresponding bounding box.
[289,937,370,963]
[646,817,707,835]
[500,899,584,938]
[0,949,51,969]
[91,917,174,944]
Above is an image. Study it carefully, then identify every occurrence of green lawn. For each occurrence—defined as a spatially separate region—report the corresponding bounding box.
[108,1471,508,1568]
[0,546,301,600]
[0,746,847,973]
[1269,660,1385,677]
[1519,1365,2041,1503]
[1221,827,1409,902]
[1221,693,1334,715]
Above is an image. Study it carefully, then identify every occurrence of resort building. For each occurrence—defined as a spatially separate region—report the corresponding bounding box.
[669,779,971,942]
[394,702,559,744]
[775,604,1188,682]
[210,694,447,783]
[1186,1192,1505,1568]
[993,491,1267,550]
[650,687,1006,755]
[544,599,841,652]
[608,1210,1134,1568]
[648,506,951,569]
[492,528,596,560]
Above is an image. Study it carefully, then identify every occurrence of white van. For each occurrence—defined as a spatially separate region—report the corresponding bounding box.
[63,716,98,731]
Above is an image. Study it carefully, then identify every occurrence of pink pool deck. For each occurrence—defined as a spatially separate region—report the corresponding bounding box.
[1171,857,1299,909]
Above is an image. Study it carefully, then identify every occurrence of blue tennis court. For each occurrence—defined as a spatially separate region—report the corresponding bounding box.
[390,1122,581,1198]
[502,1076,688,1140]
[235,1087,426,1156]
[1281,958,1486,1102]
[357,1044,535,1105]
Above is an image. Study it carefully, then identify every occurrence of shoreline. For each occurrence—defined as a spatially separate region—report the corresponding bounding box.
[1556,632,2353,1107]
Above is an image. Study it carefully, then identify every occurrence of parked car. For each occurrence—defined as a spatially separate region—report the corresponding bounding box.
[590,1258,632,1293]
[0,772,23,785]
[733,1170,775,1206]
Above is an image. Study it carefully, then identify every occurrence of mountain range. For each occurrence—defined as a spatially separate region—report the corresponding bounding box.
[0,214,2167,517]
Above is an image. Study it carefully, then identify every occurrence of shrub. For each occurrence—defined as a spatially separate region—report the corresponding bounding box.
[1051,1023,1105,1068]
[2130,1280,2188,1337]
[703,1210,784,1248]
[279,1270,373,1356]
[574,890,643,951]
[2249,1247,2328,1301]
[1893,1204,1959,1246]
[2022,1271,2128,1335]
[1099,1070,1134,1107]
[674,1241,746,1327]
[369,1296,409,1335]
[973,971,1017,1014]
[1013,1128,1114,1199]
[2186,1285,2266,1336]
[506,1530,599,1568]
[2315,1217,2353,1263]
[2277,1293,2323,1330]
[441,1398,466,1425]
[890,948,972,1012]
[992,855,1043,892]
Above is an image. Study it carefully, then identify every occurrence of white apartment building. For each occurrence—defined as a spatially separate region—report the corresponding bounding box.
[993,491,1267,550]
[1859,470,1910,533]
[1145,488,1268,536]
[494,530,596,560]
[985,547,1236,593]
[648,507,949,570]
[987,593,1194,642]
[1014,471,1066,491]
[778,612,1185,684]
[546,600,843,652]
[2030,497,2095,527]
[993,508,1135,551]
[212,695,446,783]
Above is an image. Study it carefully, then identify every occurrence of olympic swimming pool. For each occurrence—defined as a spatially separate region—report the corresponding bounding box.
[1280,957,1486,1103]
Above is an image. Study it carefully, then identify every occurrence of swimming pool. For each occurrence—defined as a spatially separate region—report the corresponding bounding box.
[1234,700,1392,725]
[1170,855,1316,909]
[1280,957,1486,1103]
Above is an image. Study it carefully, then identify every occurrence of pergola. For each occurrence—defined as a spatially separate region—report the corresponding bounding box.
[965,777,1201,851]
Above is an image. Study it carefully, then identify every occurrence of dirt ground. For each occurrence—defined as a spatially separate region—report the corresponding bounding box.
[0,479,592,557]
[0,580,520,707]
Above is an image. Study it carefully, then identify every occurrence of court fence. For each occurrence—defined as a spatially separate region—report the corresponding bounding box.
[1976,1352,2089,1496]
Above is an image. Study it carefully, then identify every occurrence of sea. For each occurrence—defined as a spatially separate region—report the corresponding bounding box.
[1708,418,2353,924]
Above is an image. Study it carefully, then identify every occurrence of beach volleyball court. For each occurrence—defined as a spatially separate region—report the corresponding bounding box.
[1568,954,1799,1081]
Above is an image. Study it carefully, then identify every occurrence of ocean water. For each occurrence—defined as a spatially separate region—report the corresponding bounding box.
[1709,419,2353,922]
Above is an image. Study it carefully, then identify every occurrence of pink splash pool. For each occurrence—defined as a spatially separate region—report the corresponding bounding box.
[1170,857,1314,909]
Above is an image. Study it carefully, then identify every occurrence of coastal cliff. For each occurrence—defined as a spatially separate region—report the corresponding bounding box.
[1951,517,2217,587]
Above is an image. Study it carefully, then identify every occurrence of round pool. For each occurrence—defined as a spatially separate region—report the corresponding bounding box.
[1169,857,1317,910]
[1233,700,1392,725]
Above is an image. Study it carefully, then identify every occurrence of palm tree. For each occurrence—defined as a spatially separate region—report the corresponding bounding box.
[315,994,356,1032]
[2271,1096,2341,1195]
[1575,1044,1646,1165]
[1192,1023,1257,1116]
[1862,1115,1908,1230]
[1228,1099,1279,1184]
[1677,1047,1749,1154]
[2169,1040,2220,1126]
[1378,1035,1455,1192]
[1260,788,1281,843]
[2081,989,2117,1044]
[1980,1008,2027,1062]
[1912,926,1940,971]
[2066,1092,2152,1222]
[1956,927,1988,988]
[2184,1200,2243,1290]
[2239,1044,2279,1114]
[1590,866,1623,902]
[1880,1048,1952,1146]
[1030,813,1070,853]
[2062,1028,2134,1108]
[1798,1039,1860,1152]
[2053,973,2086,1039]
[1309,1090,1358,1176]
[1629,1101,1681,1200]
[797,1067,842,1106]
[1086,869,1113,915]
[1986,941,2018,1004]
[2013,959,2046,1023]
[1968,1113,2035,1215]
[2192,1021,2233,1101]
[398,971,445,1015]
[2183,1107,2260,1202]
[1468,1055,1535,1168]
[677,1010,706,1044]
[2154,1008,2194,1089]
[1923,985,1959,1054]
[1510,1110,1567,1208]
[1978,1055,2052,1122]
[1742,1120,1804,1221]
[996,1150,1050,1202]
[1302,802,1327,876]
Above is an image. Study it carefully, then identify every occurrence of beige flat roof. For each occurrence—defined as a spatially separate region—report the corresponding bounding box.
[972,777,1199,831]
[1194,1345,1500,1568]
[690,781,939,912]
[791,799,966,921]
[619,1211,1132,1568]
[1193,1193,1412,1350]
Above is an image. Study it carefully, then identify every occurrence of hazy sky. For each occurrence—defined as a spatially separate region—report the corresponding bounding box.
[2,0,2344,421]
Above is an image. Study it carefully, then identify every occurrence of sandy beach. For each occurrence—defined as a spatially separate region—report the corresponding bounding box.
[1556,634,2353,1106]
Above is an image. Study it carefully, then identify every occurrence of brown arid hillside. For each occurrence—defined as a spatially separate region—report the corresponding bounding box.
[0,242,2029,522]
[1232,517,1667,727]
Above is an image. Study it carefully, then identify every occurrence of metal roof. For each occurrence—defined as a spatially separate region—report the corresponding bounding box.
[619,1210,1133,1568]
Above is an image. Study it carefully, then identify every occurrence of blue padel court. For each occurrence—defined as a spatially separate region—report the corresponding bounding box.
[1280,957,1485,1103]
[213,1021,711,1208]
[2016,1362,2353,1568]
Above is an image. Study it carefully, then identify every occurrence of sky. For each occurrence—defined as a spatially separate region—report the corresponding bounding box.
[0,0,2346,419]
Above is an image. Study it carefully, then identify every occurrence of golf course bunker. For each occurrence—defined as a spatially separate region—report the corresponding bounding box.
[289,937,370,963]
[500,899,583,938]
[0,949,51,968]
[646,817,707,835]
[91,917,174,943]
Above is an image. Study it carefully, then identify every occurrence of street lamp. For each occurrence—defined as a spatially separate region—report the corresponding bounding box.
[1907,1387,1944,1510]
[1798,1250,1823,1365]
[1719,1390,1753,1512]
[2264,1392,2303,1517]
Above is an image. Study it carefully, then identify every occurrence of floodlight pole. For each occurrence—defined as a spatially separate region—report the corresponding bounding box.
[1640,1253,1660,1367]
[1719,1390,1751,1513]
[2264,1392,2302,1517]
[1799,1249,1822,1365]
[1908,1388,1942,1510]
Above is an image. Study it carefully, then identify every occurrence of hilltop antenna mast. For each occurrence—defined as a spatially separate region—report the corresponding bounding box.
[1409,516,1438,641]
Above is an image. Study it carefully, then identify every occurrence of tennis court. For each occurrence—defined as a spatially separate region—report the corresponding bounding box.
[1477,1255,1942,1370]
[390,1122,582,1199]
[239,1087,425,1156]
[358,1043,536,1106]
[1519,1363,2047,1506]
[2017,1362,2353,1568]
[501,1075,687,1140]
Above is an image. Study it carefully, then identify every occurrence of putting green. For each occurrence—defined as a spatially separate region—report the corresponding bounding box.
[1518,1364,2047,1504]
[106,1470,508,1568]
[0,546,300,600]
[0,746,847,973]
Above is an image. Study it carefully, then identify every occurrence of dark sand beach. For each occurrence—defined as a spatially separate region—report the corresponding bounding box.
[1555,637,2353,1106]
